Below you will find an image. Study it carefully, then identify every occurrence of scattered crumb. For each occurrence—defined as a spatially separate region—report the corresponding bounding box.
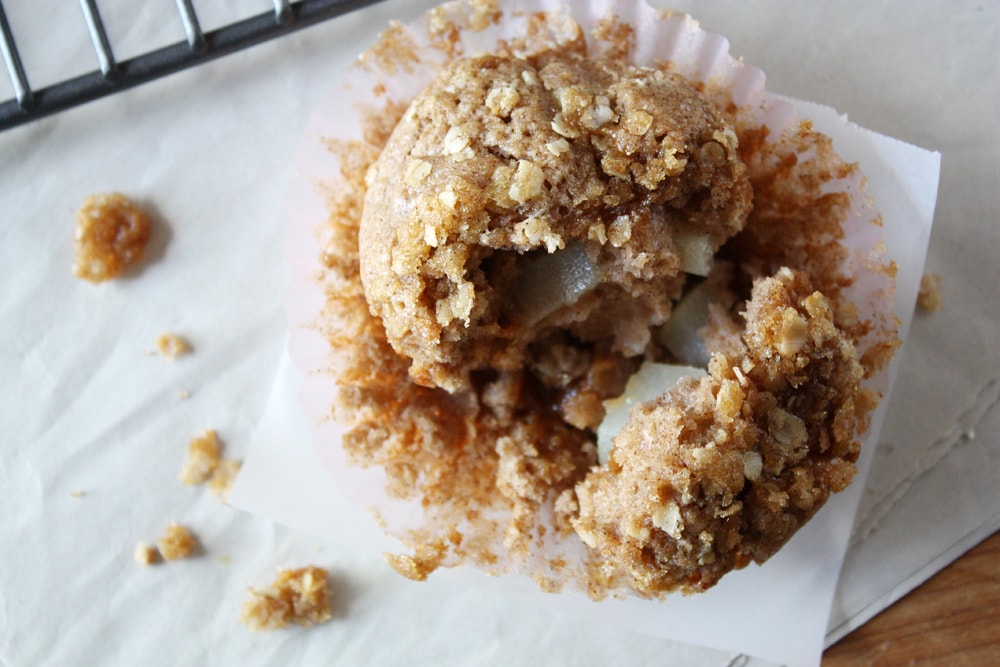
[241,566,333,631]
[134,542,160,566]
[70,489,86,498]
[157,523,198,561]
[217,555,232,565]
[209,459,242,502]
[178,389,192,400]
[180,430,222,485]
[72,192,152,283]
[178,430,242,501]
[917,272,942,312]
[156,333,192,358]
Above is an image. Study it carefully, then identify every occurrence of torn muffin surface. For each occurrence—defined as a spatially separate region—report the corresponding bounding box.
[360,51,751,394]
[573,268,875,595]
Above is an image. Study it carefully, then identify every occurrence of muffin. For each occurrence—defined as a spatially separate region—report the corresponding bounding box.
[300,0,897,598]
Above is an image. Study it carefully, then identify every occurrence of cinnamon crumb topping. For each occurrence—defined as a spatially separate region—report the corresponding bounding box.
[157,523,197,561]
[72,193,151,283]
[241,566,333,631]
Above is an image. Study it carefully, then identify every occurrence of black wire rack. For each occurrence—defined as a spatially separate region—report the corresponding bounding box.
[0,0,384,133]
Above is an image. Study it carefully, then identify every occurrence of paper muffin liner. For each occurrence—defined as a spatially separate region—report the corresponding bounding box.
[285,0,898,597]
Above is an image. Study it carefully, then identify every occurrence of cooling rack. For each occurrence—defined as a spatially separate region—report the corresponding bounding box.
[0,0,383,132]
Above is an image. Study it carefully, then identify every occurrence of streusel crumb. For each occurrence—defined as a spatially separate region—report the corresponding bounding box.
[157,523,197,561]
[180,430,221,485]
[241,566,333,631]
[72,193,151,283]
[134,542,160,566]
[917,272,942,312]
[573,269,874,595]
[156,333,191,358]
[209,459,242,502]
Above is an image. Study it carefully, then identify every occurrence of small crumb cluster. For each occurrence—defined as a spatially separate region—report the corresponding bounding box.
[156,333,192,358]
[179,429,241,501]
[73,192,152,283]
[158,523,198,560]
[241,566,333,631]
[70,193,331,630]
[133,542,159,566]
[134,522,198,566]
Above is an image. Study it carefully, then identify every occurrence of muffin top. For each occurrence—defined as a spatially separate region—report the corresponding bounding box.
[360,52,752,392]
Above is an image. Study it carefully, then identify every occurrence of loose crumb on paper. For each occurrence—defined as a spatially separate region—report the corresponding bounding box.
[180,430,222,485]
[156,333,192,358]
[178,389,192,400]
[208,458,242,502]
[917,272,942,312]
[72,192,152,283]
[157,523,198,561]
[70,489,86,498]
[241,566,333,631]
[134,542,160,566]
[178,429,242,501]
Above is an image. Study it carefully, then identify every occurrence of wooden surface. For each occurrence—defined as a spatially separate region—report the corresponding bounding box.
[823,530,1000,666]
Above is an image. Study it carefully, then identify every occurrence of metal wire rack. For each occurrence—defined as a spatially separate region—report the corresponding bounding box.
[0,0,383,132]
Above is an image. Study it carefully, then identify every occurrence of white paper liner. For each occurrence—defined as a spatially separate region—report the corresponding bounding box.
[277,1,915,664]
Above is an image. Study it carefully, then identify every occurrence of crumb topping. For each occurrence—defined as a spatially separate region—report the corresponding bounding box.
[572,269,875,594]
[134,542,159,567]
[241,566,333,631]
[917,272,942,312]
[361,52,751,393]
[157,523,197,561]
[209,458,242,502]
[180,430,222,485]
[72,193,151,283]
[156,333,191,358]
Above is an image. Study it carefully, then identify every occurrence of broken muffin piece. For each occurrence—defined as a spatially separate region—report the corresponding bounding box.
[360,52,751,394]
[156,333,192,358]
[573,268,876,595]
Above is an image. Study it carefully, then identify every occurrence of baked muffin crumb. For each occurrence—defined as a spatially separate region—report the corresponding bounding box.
[72,193,151,283]
[179,430,221,485]
[241,566,333,631]
[134,542,160,566]
[209,459,242,502]
[156,333,191,358]
[157,523,197,561]
[917,272,942,311]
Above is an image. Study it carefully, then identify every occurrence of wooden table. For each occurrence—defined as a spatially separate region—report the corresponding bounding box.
[823,530,1000,665]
